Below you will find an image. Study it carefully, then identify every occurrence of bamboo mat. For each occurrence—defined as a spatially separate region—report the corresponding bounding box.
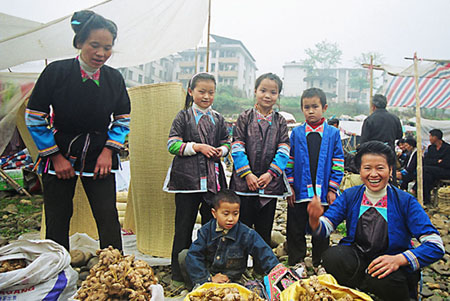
[127,83,184,257]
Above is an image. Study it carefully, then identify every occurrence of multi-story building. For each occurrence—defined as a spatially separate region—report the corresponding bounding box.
[118,35,257,98]
[282,62,369,103]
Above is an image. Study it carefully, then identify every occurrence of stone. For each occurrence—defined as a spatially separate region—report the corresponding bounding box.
[0,237,7,248]
[3,204,17,214]
[86,256,99,270]
[274,243,287,257]
[427,283,441,290]
[19,199,32,205]
[70,250,86,267]
[445,245,450,255]
[420,286,433,297]
[79,271,90,281]
[422,276,434,283]
[428,295,444,301]
[271,231,286,247]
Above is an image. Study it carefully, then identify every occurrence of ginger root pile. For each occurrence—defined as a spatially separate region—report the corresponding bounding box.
[189,286,263,301]
[298,276,353,301]
[0,259,27,273]
[75,246,158,301]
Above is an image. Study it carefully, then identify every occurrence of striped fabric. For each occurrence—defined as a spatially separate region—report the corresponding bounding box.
[385,62,450,109]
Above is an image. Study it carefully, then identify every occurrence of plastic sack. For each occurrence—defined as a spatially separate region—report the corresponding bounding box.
[0,239,78,300]
[280,274,373,301]
[184,282,264,301]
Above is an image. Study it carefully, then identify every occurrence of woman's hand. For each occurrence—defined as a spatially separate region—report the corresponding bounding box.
[396,171,402,179]
[367,254,408,279]
[287,185,296,207]
[257,172,273,189]
[307,195,323,231]
[51,153,75,180]
[245,173,259,191]
[215,147,224,159]
[326,190,337,205]
[211,273,230,283]
[193,143,219,158]
[94,147,113,179]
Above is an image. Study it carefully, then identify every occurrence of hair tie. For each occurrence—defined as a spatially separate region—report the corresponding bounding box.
[71,20,81,25]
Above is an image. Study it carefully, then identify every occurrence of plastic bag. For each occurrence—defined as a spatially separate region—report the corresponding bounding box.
[184,282,264,301]
[0,239,78,300]
[280,274,373,301]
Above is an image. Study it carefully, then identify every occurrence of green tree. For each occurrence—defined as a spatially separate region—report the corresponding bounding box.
[304,40,343,70]
[353,51,385,67]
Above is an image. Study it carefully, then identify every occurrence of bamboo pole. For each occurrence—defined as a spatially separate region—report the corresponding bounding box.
[369,55,374,113]
[205,0,211,72]
[413,52,424,205]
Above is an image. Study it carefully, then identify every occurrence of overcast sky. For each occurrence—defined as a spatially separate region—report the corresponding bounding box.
[2,0,450,76]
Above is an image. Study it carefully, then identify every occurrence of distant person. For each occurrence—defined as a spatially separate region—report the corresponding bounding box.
[164,72,231,288]
[361,94,403,184]
[396,138,408,168]
[26,10,130,251]
[397,137,418,191]
[328,118,339,129]
[285,87,344,273]
[419,129,450,204]
[184,189,279,288]
[307,141,444,301]
[230,73,290,252]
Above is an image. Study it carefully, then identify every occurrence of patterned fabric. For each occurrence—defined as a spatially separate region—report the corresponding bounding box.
[193,107,215,125]
[305,122,324,137]
[263,263,301,301]
[79,67,100,87]
[255,110,273,125]
[359,194,388,222]
[0,149,33,170]
[25,108,60,157]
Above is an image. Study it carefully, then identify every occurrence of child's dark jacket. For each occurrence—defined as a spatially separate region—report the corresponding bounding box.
[186,219,279,285]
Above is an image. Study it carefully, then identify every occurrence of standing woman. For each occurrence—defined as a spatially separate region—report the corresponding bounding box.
[26,10,130,251]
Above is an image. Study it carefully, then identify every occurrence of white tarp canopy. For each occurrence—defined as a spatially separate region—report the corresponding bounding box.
[408,117,450,147]
[0,0,208,70]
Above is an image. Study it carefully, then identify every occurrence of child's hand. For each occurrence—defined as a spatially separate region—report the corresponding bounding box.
[193,143,219,158]
[287,185,296,207]
[257,172,273,189]
[307,195,323,230]
[326,191,337,205]
[215,147,223,158]
[245,173,259,191]
[211,273,230,283]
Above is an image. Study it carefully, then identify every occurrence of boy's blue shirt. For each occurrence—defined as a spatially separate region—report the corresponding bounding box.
[285,122,344,204]
[186,219,279,285]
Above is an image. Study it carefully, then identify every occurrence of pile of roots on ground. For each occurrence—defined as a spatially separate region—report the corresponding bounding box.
[297,276,353,301]
[75,246,158,301]
[189,286,263,301]
[0,259,27,273]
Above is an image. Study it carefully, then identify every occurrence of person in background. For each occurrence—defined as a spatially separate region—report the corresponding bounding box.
[285,88,344,273]
[396,138,408,169]
[360,94,403,185]
[419,129,450,204]
[164,72,230,288]
[328,118,339,129]
[26,10,130,251]
[308,141,444,301]
[397,137,417,192]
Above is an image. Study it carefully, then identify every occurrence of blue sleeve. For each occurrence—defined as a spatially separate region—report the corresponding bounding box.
[285,130,295,184]
[231,114,251,177]
[312,189,348,238]
[328,130,345,192]
[25,108,59,157]
[401,195,445,271]
[268,118,290,177]
[185,228,212,285]
[247,230,280,273]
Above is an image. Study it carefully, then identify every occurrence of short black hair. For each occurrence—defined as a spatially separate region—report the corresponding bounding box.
[372,94,387,109]
[301,88,327,107]
[328,118,339,127]
[254,73,283,94]
[429,129,443,140]
[212,189,240,209]
[396,138,405,146]
[404,137,417,148]
[355,141,395,169]
[71,10,118,48]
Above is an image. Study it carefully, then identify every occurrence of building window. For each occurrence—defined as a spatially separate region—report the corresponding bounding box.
[128,70,133,80]
[212,51,216,58]
[211,63,215,72]
[138,74,143,83]
[200,54,204,62]
[230,79,234,86]
[139,64,144,70]
[200,67,204,72]
[159,70,163,78]
[219,50,224,57]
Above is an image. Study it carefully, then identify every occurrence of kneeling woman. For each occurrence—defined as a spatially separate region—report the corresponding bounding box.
[308,141,444,301]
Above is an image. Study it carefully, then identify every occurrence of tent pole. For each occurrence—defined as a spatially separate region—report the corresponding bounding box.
[205,0,211,72]
[369,55,374,113]
[413,52,424,205]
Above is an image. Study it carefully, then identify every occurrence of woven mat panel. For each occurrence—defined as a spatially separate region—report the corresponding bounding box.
[18,98,99,240]
[123,184,136,233]
[128,83,184,257]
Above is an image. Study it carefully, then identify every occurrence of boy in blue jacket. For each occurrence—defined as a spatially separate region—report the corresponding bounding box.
[185,189,279,287]
[285,88,344,271]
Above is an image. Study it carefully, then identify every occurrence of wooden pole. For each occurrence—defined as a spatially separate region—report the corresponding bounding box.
[413,52,424,205]
[369,55,374,113]
[205,0,211,72]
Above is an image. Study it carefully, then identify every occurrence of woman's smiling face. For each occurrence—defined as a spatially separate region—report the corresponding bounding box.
[359,153,392,192]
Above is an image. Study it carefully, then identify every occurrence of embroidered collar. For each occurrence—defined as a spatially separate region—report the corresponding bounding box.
[77,56,100,87]
[305,122,324,137]
[255,109,273,125]
[192,104,215,125]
